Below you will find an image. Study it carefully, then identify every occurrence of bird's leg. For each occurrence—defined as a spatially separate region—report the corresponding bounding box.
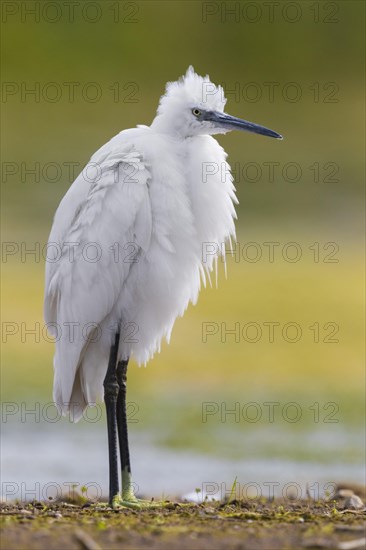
[115,359,156,508]
[116,359,135,501]
[103,332,121,508]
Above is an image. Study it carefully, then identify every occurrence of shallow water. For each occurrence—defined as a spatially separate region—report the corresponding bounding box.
[2,420,364,503]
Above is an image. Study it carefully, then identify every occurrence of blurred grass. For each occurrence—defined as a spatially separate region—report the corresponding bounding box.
[1,1,365,462]
[2,225,364,408]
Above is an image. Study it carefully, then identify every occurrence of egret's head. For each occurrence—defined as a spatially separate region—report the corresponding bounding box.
[152,66,282,140]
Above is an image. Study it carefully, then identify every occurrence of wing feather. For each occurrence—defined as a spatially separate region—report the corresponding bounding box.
[44,147,151,413]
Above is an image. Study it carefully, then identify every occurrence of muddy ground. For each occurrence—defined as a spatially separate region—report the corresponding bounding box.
[1,497,365,550]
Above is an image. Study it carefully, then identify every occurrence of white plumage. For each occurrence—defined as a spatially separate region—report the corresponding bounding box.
[45,68,237,420]
[45,67,281,423]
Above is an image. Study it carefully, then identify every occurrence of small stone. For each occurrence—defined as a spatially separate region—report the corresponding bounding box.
[335,484,366,500]
[47,511,63,518]
[344,495,364,510]
[19,509,32,515]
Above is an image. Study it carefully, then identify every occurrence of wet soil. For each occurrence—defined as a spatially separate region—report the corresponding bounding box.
[1,498,365,550]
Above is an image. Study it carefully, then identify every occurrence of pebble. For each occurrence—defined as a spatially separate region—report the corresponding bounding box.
[344,495,364,510]
[19,509,32,516]
[47,511,63,518]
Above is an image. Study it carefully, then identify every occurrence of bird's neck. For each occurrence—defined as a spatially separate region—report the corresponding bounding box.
[150,114,188,139]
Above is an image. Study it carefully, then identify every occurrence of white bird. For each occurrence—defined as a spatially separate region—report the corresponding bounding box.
[44,66,282,508]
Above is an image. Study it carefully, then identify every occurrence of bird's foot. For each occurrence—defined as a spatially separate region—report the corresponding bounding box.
[111,493,162,510]
[108,470,169,509]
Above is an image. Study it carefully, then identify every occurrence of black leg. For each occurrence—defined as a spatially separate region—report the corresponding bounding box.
[116,359,134,499]
[103,332,121,505]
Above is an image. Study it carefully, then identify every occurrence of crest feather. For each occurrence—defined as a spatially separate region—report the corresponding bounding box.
[157,66,227,115]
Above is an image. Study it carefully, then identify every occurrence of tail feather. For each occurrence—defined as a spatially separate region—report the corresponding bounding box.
[53,339,110,423]
[53,364,86,422]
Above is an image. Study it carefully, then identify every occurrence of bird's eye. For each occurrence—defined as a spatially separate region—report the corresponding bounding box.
[192,108,201,117]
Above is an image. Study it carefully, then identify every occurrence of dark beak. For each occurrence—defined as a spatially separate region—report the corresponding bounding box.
[205,111,283,139]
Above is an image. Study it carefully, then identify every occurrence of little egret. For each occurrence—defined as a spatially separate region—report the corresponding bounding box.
[44,67,282,508]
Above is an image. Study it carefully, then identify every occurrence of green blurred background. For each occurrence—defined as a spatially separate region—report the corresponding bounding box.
[1,0,365,493]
